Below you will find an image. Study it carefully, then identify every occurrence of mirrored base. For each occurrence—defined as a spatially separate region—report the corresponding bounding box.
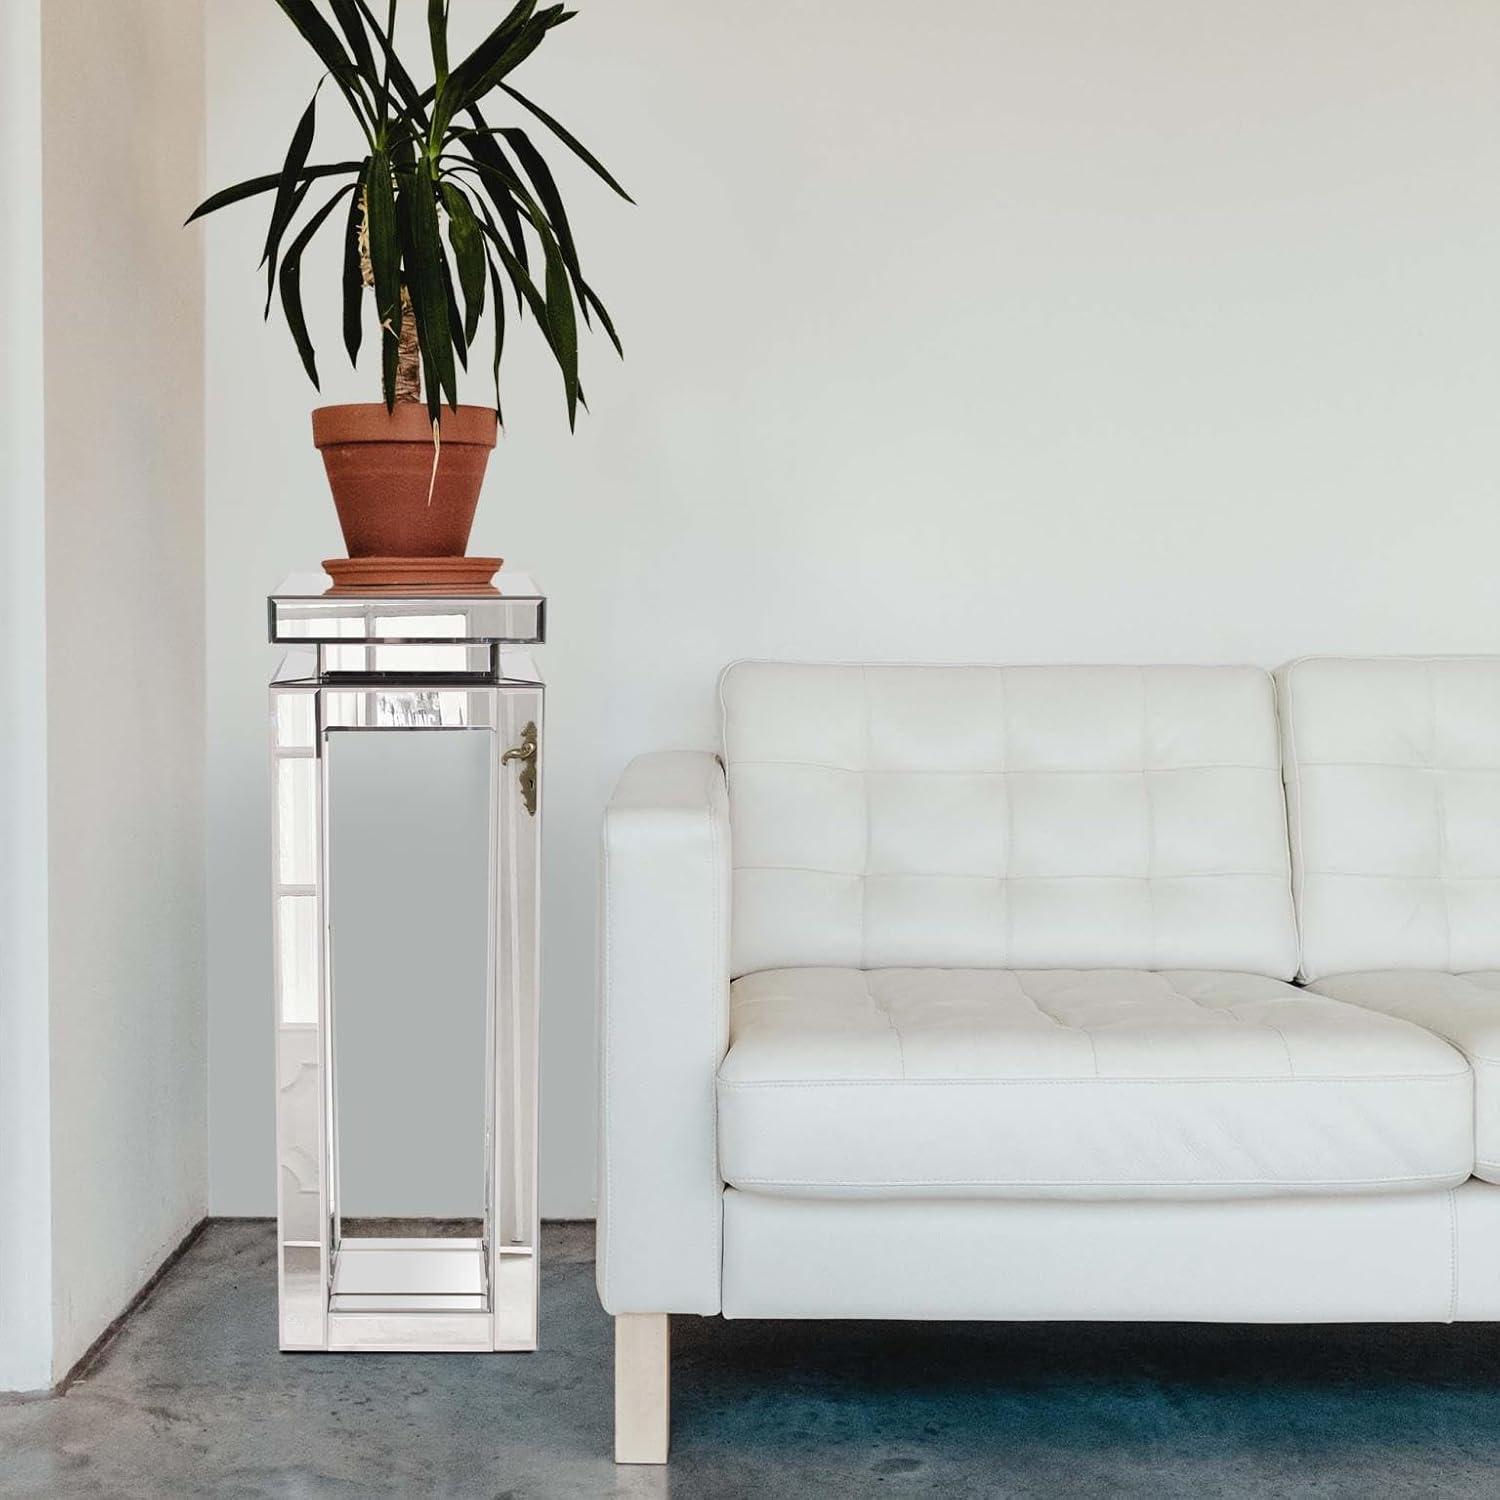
[325,1309,498,1353]
[270,627,542,1358]
[280,1231,539,1351]
[330,1238,488,1313]
[286,1243,538,1352]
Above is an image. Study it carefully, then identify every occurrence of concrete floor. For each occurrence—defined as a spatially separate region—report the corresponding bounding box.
[3,1222,1500,1497]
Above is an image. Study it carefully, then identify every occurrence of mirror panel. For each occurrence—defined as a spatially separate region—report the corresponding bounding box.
[326,729,491,1234]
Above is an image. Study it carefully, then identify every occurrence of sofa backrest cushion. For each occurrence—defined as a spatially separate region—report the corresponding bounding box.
[1278,655,1500,981]
[720,662,1298,979]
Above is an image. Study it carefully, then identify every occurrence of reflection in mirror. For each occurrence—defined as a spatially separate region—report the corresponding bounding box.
[277,895,318,1026]
[275,692,315,749]
[276,759,317,886]
[327,729,491,1241]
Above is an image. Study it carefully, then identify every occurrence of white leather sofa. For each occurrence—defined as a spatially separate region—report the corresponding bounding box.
[598,658,1500,1463]
[1283,656,1500,1183]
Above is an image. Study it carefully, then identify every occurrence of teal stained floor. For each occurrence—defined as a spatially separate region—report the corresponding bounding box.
[1,1220,1497,1498]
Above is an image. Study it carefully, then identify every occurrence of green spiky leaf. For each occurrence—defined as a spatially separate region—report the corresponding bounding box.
[349,0,427,120]
[499,81,633,202]
[438,180,486,346]
[474,210,552,335]
[366,148,403,408]
[185,161,361,224]
[442,1,535,108]
[455,119,532,297]
[464,8,570,103]
[341,162,370,366]
[533,209,578,427]
[440,249,467,371]
[429,0,449,91]
[497,125,586,321]
[279,184,358,387]
[397,166,457,417]
[327,0,378,89]
[272,0,372,132]
[486,251,507,421]
[261,82,322,313]
[581,281,622,358]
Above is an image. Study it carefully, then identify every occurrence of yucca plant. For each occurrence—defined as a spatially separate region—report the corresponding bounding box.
[189,0,630,430]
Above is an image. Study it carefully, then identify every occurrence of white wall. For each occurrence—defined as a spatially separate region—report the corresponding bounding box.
[38,0,207,1379]
[206,0,1500,1218]
[0,0,57,1393]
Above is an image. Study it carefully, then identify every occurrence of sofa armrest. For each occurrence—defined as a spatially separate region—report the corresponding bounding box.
[597,751,730,1315]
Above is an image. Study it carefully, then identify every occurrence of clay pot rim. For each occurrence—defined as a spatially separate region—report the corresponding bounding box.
[311,401,499,449]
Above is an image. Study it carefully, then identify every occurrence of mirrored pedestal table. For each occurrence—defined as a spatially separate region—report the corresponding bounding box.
[267,569,545,1353]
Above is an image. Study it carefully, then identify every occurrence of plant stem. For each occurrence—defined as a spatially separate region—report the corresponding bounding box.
[395,288,421,403]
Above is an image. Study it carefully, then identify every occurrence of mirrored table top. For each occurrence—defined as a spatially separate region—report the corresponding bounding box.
[269,570,545,645]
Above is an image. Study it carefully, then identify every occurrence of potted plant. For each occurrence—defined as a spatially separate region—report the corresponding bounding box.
[190,0,629,583]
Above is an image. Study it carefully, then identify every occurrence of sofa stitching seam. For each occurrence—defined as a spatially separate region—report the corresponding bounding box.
[1447,1185,1459,1322]
[1429,668,1455,974]
[1009,972,1093,1073]
[726,758,1281,775]
[1000,670,1013,964]
[866,972,907,1080]
[860,666,871,970]
[600,827,614,1306]
[1160,971,1297,1077]
[708,762,726,1307]
[735,866,1287,881]
[1301,870,1500,882]
[1141,668,1158,972]
[727,1172,1465,1188]
[1269,666,1303,981]
[1282,662,1311,981]
[1007,971,1069,1028]
[1288,761,1500,772]
[717,1074,1469,1088]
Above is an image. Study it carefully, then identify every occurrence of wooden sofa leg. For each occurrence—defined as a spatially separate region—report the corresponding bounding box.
[614,1313,670,1464]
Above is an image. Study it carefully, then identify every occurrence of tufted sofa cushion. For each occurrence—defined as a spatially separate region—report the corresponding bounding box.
[1278,656,1500,982]
[720,663,1299,978]
[1311,971,1500,1184]
[717,968,1474,1200]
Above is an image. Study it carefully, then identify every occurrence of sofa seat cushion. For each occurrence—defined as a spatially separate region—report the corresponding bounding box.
[1311,972,1500,1183]
[717,968,1473,1200]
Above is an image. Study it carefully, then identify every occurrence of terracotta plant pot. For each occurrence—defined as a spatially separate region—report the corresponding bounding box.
[311,403,498,558]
